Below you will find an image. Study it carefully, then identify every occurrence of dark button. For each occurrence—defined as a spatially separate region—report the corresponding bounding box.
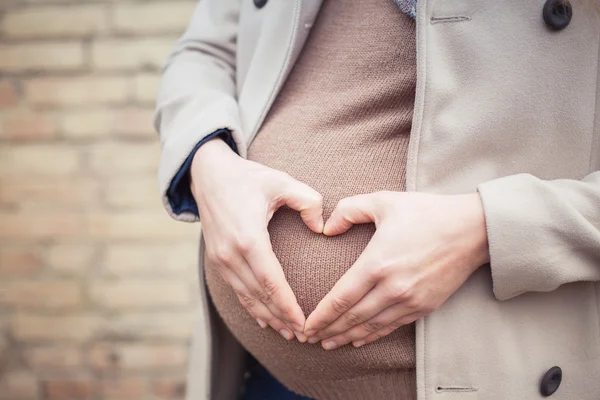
[253,0,267,9]
[543,0,573,31]
[540,366,562,397]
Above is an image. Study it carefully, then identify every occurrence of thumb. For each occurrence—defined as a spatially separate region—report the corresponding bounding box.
[277,177,324,234]
[323,194,378,236]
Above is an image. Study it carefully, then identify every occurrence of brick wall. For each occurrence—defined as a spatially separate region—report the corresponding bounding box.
[0,1,201,399]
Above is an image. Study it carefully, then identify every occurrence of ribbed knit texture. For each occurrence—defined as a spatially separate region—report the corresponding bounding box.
[205,0,417,399]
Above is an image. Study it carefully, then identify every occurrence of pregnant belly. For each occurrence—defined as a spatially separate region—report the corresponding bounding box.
[204,206,416,389]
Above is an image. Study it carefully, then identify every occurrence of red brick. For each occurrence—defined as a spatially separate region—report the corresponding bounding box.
[0,246,44,277]
[100,378,146,399]
[0,82,19,107]
[0,110,57,140]
[153,378,187,399]
[0,281,82,309]
[0,178,101,210]
[0,212,82,240]
[113,108,155,137]
[43,380,94,400]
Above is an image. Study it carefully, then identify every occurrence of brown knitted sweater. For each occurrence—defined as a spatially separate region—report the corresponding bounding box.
[205,0,417,398]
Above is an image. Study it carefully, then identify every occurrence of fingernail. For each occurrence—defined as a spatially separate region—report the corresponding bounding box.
[353,340,365,348]
[323,341,337,350]
[294,331,308,342]
[307,336,320,344]
[256,318,267,329]
[304,329,316,337]
[279,329,293,340]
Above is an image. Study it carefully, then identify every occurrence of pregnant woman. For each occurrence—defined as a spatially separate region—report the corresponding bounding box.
[155,0,600,399]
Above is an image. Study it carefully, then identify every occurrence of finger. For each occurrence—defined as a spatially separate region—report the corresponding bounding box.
[304,248,378,336]
[227,251,306,339]
[306,279,411,342]
[323,194,379,236]
[314,301,416,349]
[219,267,296,341]
[277,176,324,233]
[353,312,423,348]
[244,235,306,332]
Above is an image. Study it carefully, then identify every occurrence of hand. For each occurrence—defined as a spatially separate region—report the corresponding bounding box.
[191,138,324,342]
[303,191,489,349]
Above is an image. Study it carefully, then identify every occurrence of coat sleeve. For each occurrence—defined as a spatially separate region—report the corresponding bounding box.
[154,0,246,222]
[477,171,600,301]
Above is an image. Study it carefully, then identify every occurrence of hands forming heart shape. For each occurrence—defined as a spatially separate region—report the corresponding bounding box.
[191,139,490,350]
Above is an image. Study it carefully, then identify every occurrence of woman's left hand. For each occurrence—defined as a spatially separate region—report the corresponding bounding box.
[303,191,490,350]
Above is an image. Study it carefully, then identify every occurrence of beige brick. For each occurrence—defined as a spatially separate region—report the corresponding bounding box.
[0,281,82,309]
[0,246,44,277]
[60,108,155,138]
[0,81,19,107]
[0,144,80,177]
[0,212,82,240]
[46,244,95,276]
[100,378,146,399]
[109,312,194,339]
[11,314,103,342]
[91,38,175,70]
[103,243,196,276]
[0,42,84,72]
[112,2,195,34]
[0,371,39,400]
[0,110,57,140]
[25,346,82,372]
[61,110,113,138]
[89,141,158,176]
[153,378,186,400]
[89,343,187,371]
[106,177,162,209]
[89,280,191,309]
[1,6,108,38]
[86,212,198,240]
[26,76,130,106]
[134,73,160,103]
[0,178,101,210]
[42,379,94,400]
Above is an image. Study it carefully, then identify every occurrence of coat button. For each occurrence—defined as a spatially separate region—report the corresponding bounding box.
[253,0,267,9]
[543,0,573,31]
[540,366,562,397]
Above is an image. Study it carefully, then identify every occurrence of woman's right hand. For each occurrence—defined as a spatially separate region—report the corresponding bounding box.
[190,137,324,342]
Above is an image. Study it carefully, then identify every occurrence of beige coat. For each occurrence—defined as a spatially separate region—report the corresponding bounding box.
[155,1,600,399]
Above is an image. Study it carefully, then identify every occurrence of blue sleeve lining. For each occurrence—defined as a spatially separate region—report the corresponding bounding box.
[166,128,238,216]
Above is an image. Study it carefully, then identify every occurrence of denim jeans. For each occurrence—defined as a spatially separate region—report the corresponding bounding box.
[242,358,313,400]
